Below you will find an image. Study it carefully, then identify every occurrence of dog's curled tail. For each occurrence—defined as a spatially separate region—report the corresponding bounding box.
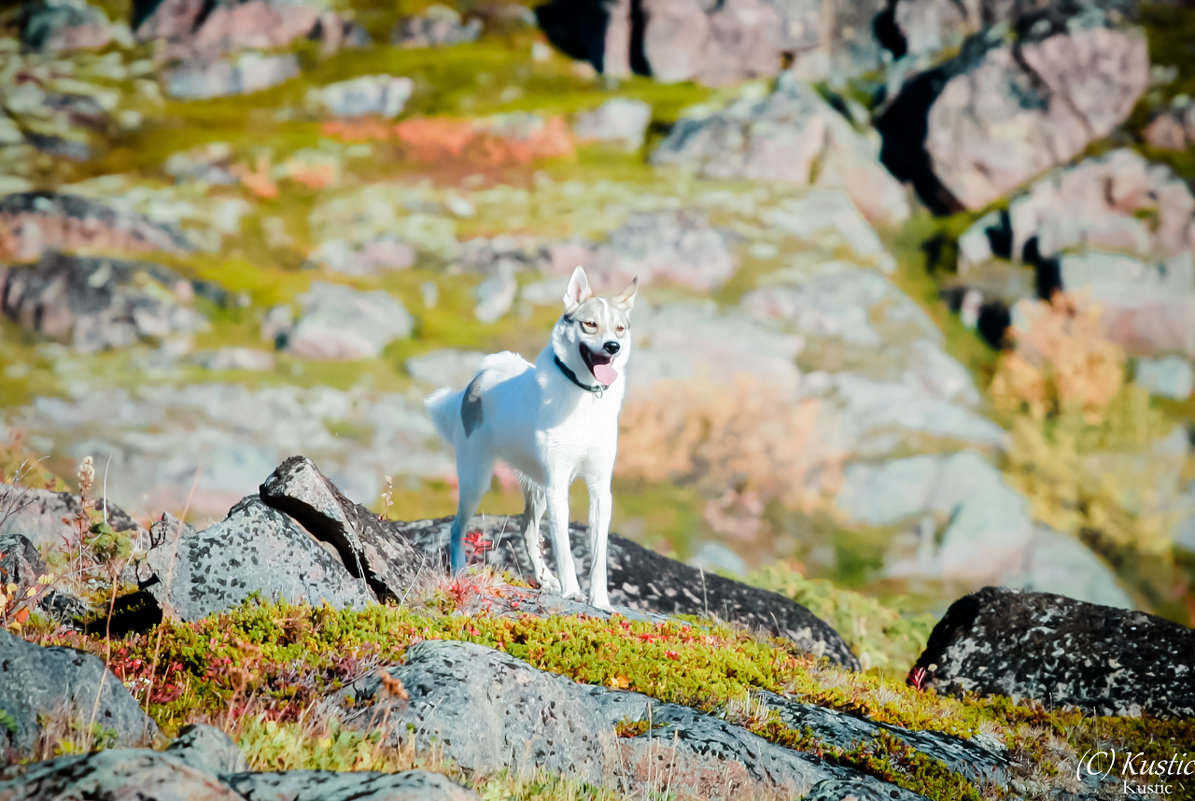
[424,387,460,444]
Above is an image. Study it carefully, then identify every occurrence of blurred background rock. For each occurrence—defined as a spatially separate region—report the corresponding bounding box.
[1,0,1194,627]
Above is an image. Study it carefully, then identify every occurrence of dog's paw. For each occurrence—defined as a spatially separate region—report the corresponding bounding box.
[589,596,613,612]
[561,585,584,602]
[536,572,562,594]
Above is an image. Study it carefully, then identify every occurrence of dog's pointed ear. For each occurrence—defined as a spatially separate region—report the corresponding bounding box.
[612,276,638,312]
[563,265,592,313]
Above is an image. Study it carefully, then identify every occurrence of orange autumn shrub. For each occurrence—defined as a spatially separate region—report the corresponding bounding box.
[322,115,574,167]
[991,293,1125,425]
[618,376,842,543]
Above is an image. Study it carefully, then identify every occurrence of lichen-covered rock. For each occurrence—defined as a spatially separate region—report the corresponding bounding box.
[391,517,859,668]
[0,749,238,799]
[224,769,480,801]
[653,76,909,225]
[0,631,158,761]
[7,0,126,53]
[878,3,1148,212]
[1143,96,1195,151]
[340,640,621,783]
[0,191,192,261]
[164,724,248,775]
[259,456,429,602]
[914,586,1195,717]
[144,494,374,621]
[590,690,927,800]
[0,253,208,352]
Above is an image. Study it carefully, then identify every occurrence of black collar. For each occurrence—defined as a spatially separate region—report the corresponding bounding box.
[554,354,605,396]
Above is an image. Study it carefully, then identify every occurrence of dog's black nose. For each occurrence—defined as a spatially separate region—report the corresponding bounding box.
[603,340,620,355]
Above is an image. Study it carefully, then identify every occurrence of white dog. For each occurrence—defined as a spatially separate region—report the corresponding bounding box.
[425,266,637,609]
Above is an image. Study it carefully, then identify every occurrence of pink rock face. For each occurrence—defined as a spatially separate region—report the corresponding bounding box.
[642,0,712,83]
[925,24,1148,210]
[1143,101,1195,152]
[1007,149,1195,261]
[192,1,318,53]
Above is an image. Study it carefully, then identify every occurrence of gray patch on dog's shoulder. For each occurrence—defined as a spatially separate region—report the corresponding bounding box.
[461,374,484,437]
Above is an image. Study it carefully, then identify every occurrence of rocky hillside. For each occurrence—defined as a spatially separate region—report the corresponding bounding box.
[0,0,1194,795]
[1,457,1193,799]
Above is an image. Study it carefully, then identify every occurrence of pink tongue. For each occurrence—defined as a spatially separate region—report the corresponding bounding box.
[592,363,618,386]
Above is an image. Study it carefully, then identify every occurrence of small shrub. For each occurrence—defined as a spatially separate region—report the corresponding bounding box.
[617,376,843,549]
[990,294,1125,425]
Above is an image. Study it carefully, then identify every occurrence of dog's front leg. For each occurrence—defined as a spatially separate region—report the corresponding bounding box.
[545,479,582,600]
[586,478,613,611]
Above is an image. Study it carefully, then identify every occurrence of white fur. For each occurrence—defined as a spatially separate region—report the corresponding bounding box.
[425,266,637,609]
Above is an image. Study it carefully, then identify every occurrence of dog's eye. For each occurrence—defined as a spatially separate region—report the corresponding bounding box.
[582,320,597,330]
[615,325,626,334]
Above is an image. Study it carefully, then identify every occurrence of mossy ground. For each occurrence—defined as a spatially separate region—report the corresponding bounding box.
[22,594,1195,800]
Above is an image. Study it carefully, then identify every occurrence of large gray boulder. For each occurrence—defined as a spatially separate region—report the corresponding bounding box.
[259,456,432,603]
[166,52,300,100]
[391,517,860,668]
[653,76,910,226]
[144,494,374,621]
[0,630,158,762]
[878,3,1148,212]
[340,640,622,784]
[914,586,1195,717]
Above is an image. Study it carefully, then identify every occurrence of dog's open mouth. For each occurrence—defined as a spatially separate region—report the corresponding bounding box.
[580,345,617,386]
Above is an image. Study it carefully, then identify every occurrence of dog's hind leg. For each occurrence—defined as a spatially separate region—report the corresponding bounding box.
[585,476,613,611]
[519,482,558,593]
[449,454,494,572]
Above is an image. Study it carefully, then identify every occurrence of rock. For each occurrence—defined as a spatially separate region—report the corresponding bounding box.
[878,5,1149,212]
[166,52,299,100]
[143,494,374,621]
[0,191,192,261]
[0,531,89,626]
[589,210,737,291]
[653,76,910,226]
[224,770,480,800]
[259,456,429,604]
[279,282,413,361]
[1143,96,1195,151]
[164,143,238,186]
[0,485,147,554]
[341,640,620,782]
[164,723,248,775]
[573,98,652,150]
[1054,251,1195,357]
[0,629,158,759]
[539,0,886,86]
[195,347,276,372]
[391,517,859,668]
[992,150,1195,264]
[835,452,1034,583]
[754,690,1009,788]
[760,190,896,272]
[914,586,1195,717]
[309,235,417,276]
[1135,355,1194,400]
[136,0,350,58]
[1006,527,1134,609]
[0,253,208,352]
[306,76,415,119]
[391,5,481,48]
[590,690,926,800]
[0,749,239,799]
[11,0,123,53]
